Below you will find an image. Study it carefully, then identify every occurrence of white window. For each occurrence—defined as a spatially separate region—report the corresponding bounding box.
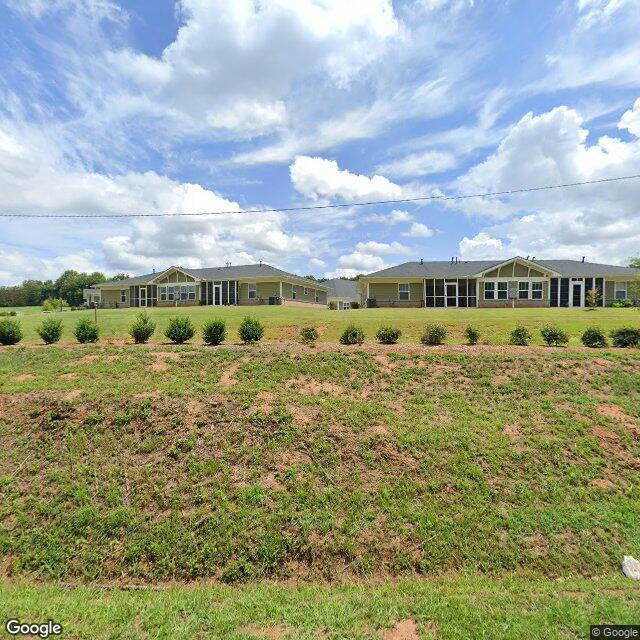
[167,286,174,302]
[248,283,257,299]
[615,282,627,300]
[120,290,126,303]
[180,285,188,301]
[484,282,495,300]
[188,285,196,301]
[532,282,543,300]
[159,287,167,302]
[497,281,508,300]
[398,283,410,301]
[518,282,529,300]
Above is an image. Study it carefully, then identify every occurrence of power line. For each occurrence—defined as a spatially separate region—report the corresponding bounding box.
[2,173,639,219]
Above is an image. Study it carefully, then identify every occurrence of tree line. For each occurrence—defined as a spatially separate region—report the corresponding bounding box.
[0,270,129,307]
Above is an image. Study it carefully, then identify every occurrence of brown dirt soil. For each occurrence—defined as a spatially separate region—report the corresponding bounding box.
[14,374,34,382]
[252,391,277,413]
[59,373,78,380]
[588,477,617,489]
[79,354,99,364]
[381,619,421,640]
[284,376,346,397]
[147,351,180,372]
[597,403,634,424]
[238,625,289,639]
[63,389,83,401]
[219,362,240,387]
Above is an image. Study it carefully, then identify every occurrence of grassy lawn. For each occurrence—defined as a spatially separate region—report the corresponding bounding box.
[3,304,640,345]
[1,343,638,637]
[1,575,639,639]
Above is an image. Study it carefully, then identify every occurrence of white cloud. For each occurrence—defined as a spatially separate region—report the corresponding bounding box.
[458,232,506,260]
[376,149,457,178]
[403,222,435,238]
[577,0,634,29]
[619,98,640,137]
[309,257,326,269]
[367,209,413,225]
[289,155,402,201]
[452,100,640,263]
[323,267,362,279]
[355,241,411,255]
[6,0,123,21]
[336,251,387,272]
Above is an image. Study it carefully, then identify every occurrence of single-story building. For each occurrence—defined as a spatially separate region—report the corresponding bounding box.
[82,288,101,307]
[93,262,329,308]
[325,278,359,310]
[358,257,639,308]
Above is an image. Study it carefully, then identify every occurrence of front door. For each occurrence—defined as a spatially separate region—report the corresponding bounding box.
[445,282,458,307]
[571,281,583,307]
[140,287,147,307]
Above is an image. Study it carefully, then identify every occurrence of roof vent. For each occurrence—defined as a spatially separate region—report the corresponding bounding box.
[451,256,454,264]
[582,256,585,263]
[259,260,263,266]
[526,255,530,260]
[152,268,155,273]
[531,256,535,261]
[420,258,423,265]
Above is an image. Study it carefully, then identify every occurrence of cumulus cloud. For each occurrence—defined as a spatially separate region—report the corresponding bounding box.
[458,232,507,260]
[452,100,640,263]
[290,156,402,201]
[108,0,398,136]
[367,209,413,225]
[337,251,387,272]
[376,149,457,178]
[403,222,435,238]
[355,241,411,255]
[619,98,640,137]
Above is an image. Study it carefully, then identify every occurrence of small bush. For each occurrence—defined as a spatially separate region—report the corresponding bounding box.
[238,316,264,344]
[74,317,99,343]
[540,325,569,347]
[328,301,337,310]
[464,326,480,345]
[164,316,195,344]
[611,298,633,308]
[42,298,68,312]
[0,318,23,345]
[351,301,360,309]
[203,318,227,345]
[509,325,532,346]
[376,326,401,344]
[0,310,16,317]
[581,327,608,348]
[37,318,63,344]
[340,324,365,345]
[300,326,319,345]
[610,327,640,348]
[421,324,447,346]
[129,311,156,344]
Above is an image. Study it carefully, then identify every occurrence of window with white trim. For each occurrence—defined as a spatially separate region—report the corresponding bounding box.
[531,282,543,300]
[518,281,529,300]
[497,281,508,300]
[120,290,126,303]
[484,282,495,300]
[248,283,257,299]
[615,281,627,300]
[398,283,410,301]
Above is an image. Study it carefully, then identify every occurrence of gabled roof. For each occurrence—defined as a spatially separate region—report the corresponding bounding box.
[95,263,329,289]
[363,258,639,279]
[324,278,358,298]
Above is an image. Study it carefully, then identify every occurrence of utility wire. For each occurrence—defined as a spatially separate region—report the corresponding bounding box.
[2,173,639,219]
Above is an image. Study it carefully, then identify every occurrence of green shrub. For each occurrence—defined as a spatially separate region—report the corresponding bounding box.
[376,326,401,344]
[464,326,480,345]
[74,317,99,343]
[328,301,337,310]
[540,325,569,347]
[509,325,532,346]
[611,298,633,308]
[42,298,68,312]
[0,310,16,316]
[36,318,63,344]
[0,318,22,345]
[300,326,319,345]
[610,327,640,348]
[129,311,156,344]
[421,324,446,346]
[340,324,365,345]
[581,327,607,348]
[351,301,360,309]
[203,318,227,345]
[164,316,195,344]
[238,316,264,344]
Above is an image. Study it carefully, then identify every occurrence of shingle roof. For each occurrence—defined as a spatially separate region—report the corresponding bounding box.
[324,278,358,298]
[96,263,329,289]
[363,258,639,279]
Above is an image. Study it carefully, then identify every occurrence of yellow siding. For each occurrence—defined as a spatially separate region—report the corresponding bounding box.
[369,281,423,302]
[102,288,126,304]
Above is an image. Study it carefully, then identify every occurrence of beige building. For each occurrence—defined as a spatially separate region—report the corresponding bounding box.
[358,257,639,308]
[93,263,329,308]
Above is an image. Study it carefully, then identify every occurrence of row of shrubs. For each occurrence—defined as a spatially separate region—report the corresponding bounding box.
[0,314,266,346]
[1,314,639,348]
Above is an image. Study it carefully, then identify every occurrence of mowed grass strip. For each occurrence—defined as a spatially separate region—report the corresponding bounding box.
[0,345,639,584]
[4,304,640,345]
[1,575,639,639]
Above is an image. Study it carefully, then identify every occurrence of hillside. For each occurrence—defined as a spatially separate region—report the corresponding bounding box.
[1,343,639,583]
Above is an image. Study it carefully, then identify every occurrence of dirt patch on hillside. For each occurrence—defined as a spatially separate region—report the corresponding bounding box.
[252,391,276,413]
[238,625,289,639]
[588,477,616,490]
[219,362,240,387]
[14,374,34,382]
[284,376,345,397]
[148,351,180,372]
[63,389,83,401]
[79,354,98,364]
[184,400,203,428]
[381,619,421,640]
[597,403,635,425]
[59,373,77,380]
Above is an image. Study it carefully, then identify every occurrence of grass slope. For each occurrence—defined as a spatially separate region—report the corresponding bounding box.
[4,304,640,345]
[1,344,639,584]
[2,575,639,639]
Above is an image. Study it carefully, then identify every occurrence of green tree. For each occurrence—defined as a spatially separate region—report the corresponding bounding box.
[55,270,106,306]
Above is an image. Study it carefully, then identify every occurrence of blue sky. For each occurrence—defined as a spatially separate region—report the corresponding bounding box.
[1,0,639,284]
